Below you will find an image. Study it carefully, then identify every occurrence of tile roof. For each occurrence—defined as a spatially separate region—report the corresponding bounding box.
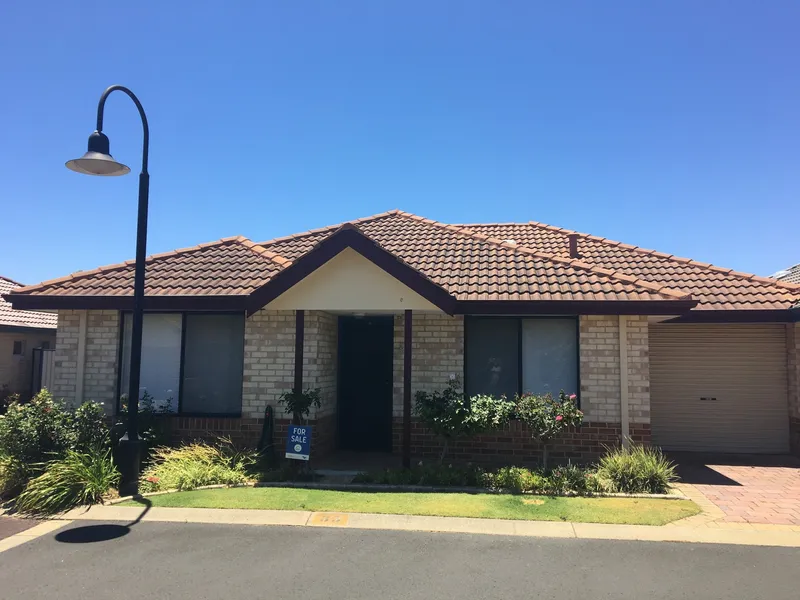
[0,276,57,329]
[10,237,288,298]
[452,222,800,311]
[773,264,800,285]
[259,211,690,302]
[7,210,799,312]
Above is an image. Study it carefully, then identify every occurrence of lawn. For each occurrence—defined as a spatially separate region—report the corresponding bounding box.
[121,488,700,525]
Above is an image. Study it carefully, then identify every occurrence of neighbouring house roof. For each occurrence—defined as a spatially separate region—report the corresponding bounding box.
[0,276,58,329]
[4,210,799,320]
[772,264,800,285]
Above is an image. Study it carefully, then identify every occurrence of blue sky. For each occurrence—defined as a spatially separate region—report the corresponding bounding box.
[1,2,798,284]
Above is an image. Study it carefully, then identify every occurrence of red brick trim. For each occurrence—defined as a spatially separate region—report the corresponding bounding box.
[392,417,651,466]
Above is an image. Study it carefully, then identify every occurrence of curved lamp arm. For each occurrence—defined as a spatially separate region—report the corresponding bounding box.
[96,85,150,173]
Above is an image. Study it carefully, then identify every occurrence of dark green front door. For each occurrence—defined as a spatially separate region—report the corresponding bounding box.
[338,316,394,452]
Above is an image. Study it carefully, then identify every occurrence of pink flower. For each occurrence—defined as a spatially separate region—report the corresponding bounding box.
[146,476,160,483]
[555,415,563,421]
[569,394,577,400]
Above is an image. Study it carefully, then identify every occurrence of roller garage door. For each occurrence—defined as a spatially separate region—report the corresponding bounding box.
[650,324,789,453]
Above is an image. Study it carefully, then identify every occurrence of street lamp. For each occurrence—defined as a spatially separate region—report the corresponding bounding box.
[66,85,149,496]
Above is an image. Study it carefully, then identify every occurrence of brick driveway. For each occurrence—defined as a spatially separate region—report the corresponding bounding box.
[676,456,800,526]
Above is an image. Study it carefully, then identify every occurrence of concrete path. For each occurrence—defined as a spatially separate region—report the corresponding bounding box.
[54,503,800,547]
[2,521,799,600]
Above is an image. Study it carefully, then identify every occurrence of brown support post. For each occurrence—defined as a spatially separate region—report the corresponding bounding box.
[403,309,412,468]
[293,309,304,423]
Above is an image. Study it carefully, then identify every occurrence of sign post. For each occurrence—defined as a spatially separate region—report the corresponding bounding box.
[285,424,312,461]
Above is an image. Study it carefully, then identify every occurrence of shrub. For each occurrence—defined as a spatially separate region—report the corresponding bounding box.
[596,444,677,494]
[278,388,321,424]
[484,466,544,494]
[515,390,583,469]
[547,463,596,495]
[139,439,258,493]
[14,448,120,514]
[414,379,515,463]
[114,391,172,450]
[0,383,18,416]
[0,391,76,478]
[0,454,27,498]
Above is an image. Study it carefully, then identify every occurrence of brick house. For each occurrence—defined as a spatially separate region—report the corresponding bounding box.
[4,211,800,463]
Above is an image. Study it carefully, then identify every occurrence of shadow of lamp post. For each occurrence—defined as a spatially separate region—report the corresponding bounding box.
[66,85,149,496]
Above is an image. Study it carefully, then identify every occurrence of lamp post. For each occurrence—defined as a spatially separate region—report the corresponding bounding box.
[66,85,149,496]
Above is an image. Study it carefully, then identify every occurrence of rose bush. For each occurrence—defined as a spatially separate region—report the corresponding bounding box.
[515,390,583,469]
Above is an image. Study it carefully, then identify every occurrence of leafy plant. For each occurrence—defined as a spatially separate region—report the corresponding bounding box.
[596,444,678,494]
[139,438,258,493]
[414,379,515,463]
[14,448,120,514]
[0,453,27,499]
[278,388,321,424]
[0,383,18,416]
[515,390,583,470]
[0,390,76,480]
[484,466,545,494]
[114,391,172,450]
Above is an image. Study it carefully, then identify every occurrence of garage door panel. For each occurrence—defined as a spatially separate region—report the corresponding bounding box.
[650,324,789,454]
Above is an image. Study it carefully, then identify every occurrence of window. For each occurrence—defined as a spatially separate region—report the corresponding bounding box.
[12,341,24,355]
[119,312,245,415]
[465,317,578,399]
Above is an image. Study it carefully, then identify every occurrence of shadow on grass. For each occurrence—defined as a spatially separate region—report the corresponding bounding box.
[55,497,152,544]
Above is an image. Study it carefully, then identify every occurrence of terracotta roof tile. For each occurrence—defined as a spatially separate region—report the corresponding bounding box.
[454,222,800,310]
[11,238,288,298]
[12,211,797,312]
[0,276,57,328]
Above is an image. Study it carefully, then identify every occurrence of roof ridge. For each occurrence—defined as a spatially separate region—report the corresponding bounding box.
[234,236,294,267]
[519,220,800,294]
[257,210,401,247]
[0,275,25,287]
[396,212,692,300]
[12,236,247,295]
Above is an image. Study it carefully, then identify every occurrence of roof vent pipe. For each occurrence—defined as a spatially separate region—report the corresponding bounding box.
[568,233,580,258]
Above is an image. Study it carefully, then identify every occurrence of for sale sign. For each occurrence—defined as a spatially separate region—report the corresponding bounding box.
[285,425,312,461]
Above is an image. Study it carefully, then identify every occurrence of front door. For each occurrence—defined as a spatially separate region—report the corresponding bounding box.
[338,316,394,452]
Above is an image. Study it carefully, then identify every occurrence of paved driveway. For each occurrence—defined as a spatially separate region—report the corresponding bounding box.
[676,455,800,525]
[0,517,38,541]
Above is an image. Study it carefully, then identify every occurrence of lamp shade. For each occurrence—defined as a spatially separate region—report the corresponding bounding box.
[66,131,130,176]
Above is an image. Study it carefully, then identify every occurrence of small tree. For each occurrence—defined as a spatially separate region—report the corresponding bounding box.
[278,388,321,425]
[516,390,583,470]
[414,379,514,464]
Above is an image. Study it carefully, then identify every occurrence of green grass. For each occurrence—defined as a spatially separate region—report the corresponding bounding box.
[121,487,700,525]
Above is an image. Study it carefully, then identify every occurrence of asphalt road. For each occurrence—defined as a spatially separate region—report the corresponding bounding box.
[1,520,798,599]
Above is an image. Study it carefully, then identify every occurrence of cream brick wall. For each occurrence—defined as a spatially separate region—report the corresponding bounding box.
[626,315,651,424]
[304,311,337,418]
[52,310,80,402]
[579,315,650,425]
[788,323,800,420]
[392,313,464,417]
[84,310,119,408]
[242,309,295,419]
[52,309,119,410]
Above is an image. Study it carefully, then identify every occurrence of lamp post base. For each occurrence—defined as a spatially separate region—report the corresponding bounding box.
[115,436,145,497]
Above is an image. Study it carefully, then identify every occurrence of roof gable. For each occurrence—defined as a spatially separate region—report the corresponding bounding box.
[0,276,57,329]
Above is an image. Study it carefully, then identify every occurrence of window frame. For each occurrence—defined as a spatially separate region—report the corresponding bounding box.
[463,315,581,405]
[115,310,246,418]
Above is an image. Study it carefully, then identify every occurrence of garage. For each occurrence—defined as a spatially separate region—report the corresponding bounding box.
[650,323,790,454]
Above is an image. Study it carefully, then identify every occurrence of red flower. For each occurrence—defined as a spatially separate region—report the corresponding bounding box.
[555,415,563,421]
[146,476,160,483]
